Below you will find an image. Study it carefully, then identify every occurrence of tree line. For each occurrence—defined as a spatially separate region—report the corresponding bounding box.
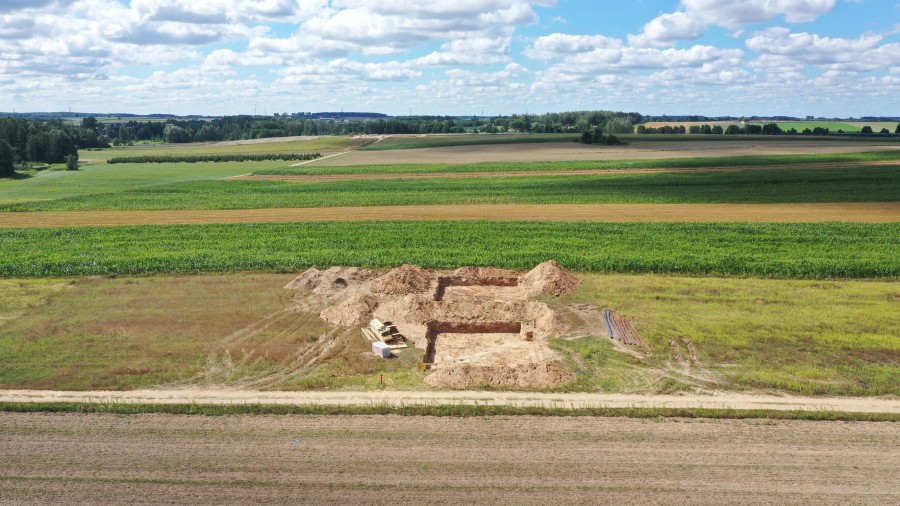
[637,122,900,136]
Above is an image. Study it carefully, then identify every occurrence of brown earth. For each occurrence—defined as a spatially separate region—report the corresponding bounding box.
[521,259,581,297]
[235,159,900,182]
[286,262,589,389]
[3,202,898,228]
[369,264,433,295]
[304,140,900,166]
[1,412,897,505]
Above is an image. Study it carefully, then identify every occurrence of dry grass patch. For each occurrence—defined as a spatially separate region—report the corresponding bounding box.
[0,274,304,389]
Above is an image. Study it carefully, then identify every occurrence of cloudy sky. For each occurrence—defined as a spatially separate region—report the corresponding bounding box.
[2,0,898,117]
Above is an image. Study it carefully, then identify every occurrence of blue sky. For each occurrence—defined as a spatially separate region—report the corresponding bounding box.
[1,0,898,117]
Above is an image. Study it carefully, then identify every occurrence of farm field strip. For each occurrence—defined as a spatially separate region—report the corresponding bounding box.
[302,140,900,166]
[243,160,900,181]
[3,413,897,505]
[1,390,899,412]
[80,136,366,162]
[5,165,899,211]
[1,203,898,228]
[0,221,896,278]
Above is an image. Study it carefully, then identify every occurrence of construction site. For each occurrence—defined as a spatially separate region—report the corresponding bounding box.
[285,260,646,389]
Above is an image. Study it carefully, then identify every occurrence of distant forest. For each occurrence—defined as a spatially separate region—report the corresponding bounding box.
[2,110,898,177]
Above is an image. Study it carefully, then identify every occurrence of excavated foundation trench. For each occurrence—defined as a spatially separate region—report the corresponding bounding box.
[433,276,520,301]
[423,321,524,366]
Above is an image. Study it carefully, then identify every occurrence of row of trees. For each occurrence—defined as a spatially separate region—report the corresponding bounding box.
[637,123,900,136]
[92,110,646,145]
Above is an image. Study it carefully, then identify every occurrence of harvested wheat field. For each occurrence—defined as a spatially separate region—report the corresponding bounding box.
[1,412,897,505]
[305,140,900,166]
[2,203,898,228]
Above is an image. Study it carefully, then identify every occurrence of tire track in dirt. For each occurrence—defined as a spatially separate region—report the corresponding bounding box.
[1,203,898,227]
[233,160,900,182]
[1,389,898,413]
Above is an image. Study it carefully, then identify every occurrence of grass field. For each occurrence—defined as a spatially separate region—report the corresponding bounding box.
[557,275,899,396]
[0,273,895,396]
[3,166,898,212]
[0,221,896,278]
[0,161,274,205]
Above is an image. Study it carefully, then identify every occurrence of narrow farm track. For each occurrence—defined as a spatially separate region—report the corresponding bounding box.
[1,389,898,413]
[235,160,900,181]
[1,203,898,227]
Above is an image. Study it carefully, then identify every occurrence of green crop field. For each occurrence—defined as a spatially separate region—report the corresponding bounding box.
[255,151,900,176]
[5,151,896,209]
[0,161,278,205]
[358,133,576,150]
[3,166,898,212]
[0,221,896,278]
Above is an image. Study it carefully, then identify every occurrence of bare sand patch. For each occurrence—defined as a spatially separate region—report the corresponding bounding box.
[3,203,897,227]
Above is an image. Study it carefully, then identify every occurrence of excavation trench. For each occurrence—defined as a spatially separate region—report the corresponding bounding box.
[423,321,524,366]
[433,276,520,301]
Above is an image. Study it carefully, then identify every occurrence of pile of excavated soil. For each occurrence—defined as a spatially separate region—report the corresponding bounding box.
[319,294,380,327]
[452,266,521,278]
[520,260,580,297]
[424,361,575,389]
[284,266,378,296]
[373,294,435,324]
[370,264,434,295]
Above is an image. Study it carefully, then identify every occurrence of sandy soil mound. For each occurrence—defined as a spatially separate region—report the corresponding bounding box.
[526,301,572,336]
[425,361,575,389]
[453,266,521,278]
[374,294,436,324]
[520,261,580,297]
[285,266,378,295]
[370,264,434,295]
[320,294,380,327]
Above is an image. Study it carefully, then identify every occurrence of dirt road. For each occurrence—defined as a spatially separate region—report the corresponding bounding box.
[1,412,897,504]
[2,389,898,413]
[1,203,898,228]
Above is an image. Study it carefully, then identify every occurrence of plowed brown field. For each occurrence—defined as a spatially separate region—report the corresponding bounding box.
[1,203,897,227]
[1,412,897,505]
